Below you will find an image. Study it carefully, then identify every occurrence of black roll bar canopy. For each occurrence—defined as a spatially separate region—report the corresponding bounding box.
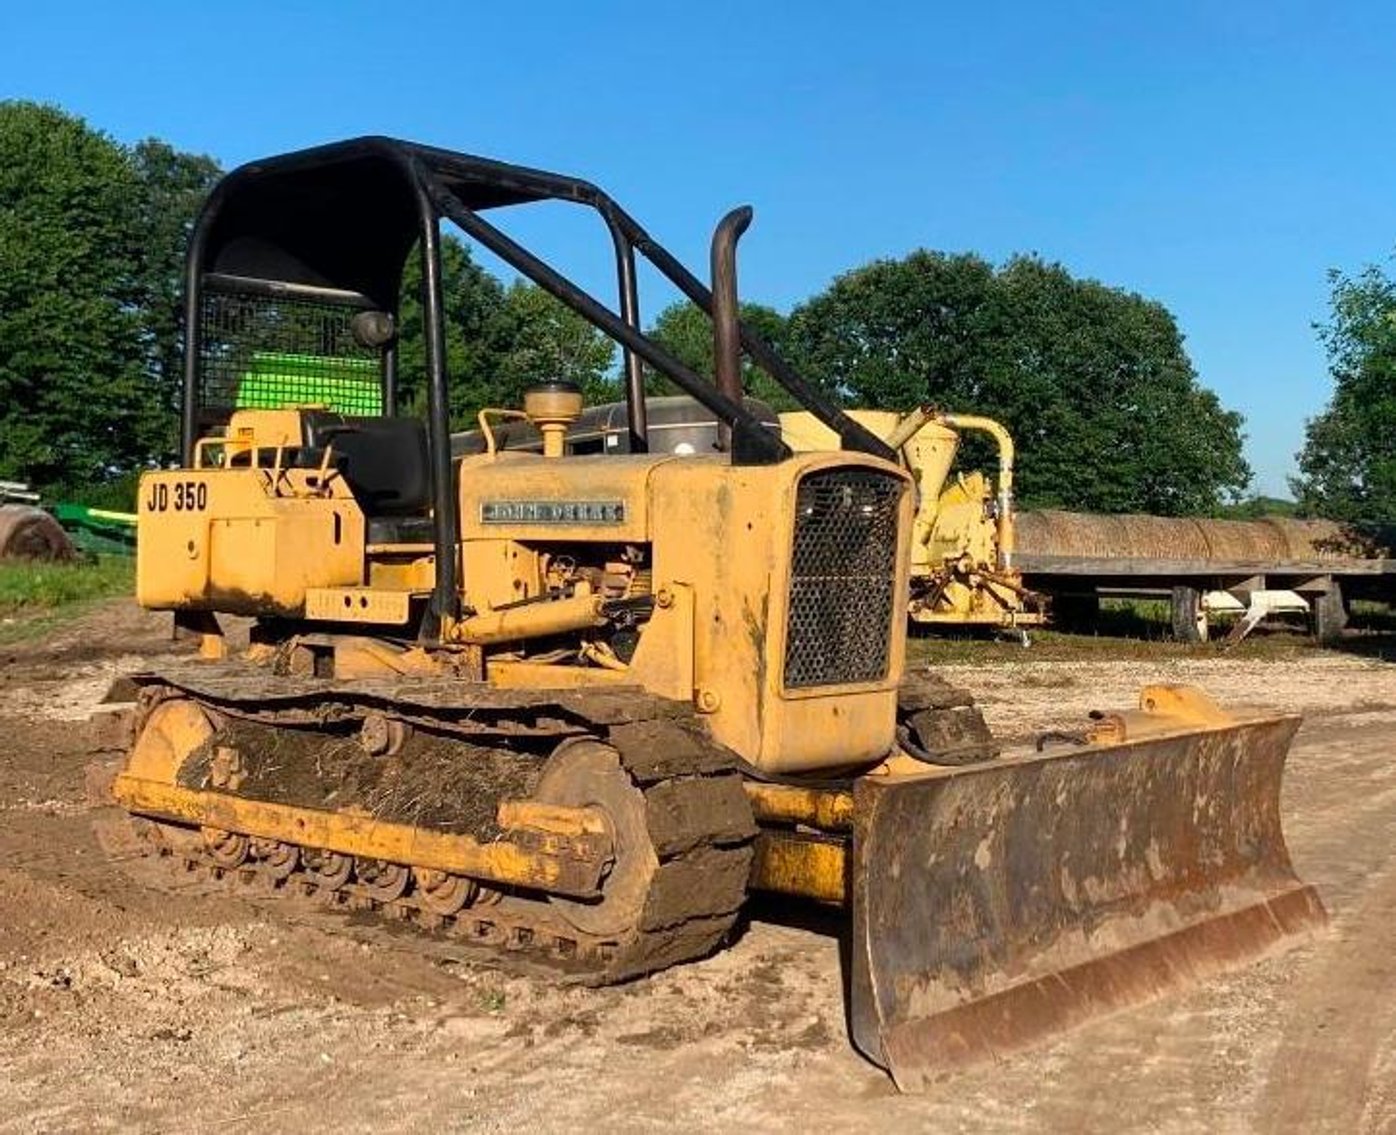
[182,136,895,631]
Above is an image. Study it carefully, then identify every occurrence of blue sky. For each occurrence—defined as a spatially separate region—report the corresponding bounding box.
[5,1,1394,495]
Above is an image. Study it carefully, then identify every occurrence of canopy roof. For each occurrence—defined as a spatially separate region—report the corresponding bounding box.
[198,135,621,307]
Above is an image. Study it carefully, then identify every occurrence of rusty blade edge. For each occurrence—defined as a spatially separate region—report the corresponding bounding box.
[880,882,1327,1092]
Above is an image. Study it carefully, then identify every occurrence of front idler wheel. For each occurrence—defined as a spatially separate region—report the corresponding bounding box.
[534,738,657,938]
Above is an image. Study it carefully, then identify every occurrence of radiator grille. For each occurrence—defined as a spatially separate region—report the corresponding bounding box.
[197,285,384,424]
[784,468,903,688]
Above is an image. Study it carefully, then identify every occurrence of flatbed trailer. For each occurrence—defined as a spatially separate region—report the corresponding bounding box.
[1015,510,1396,641]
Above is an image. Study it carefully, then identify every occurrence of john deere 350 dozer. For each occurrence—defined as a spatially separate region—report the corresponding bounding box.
[109,138,1324,1090]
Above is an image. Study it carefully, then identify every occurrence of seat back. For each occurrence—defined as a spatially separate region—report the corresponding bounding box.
[301,412,431,516]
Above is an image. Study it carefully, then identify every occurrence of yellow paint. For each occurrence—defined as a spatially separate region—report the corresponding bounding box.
[932,412,1016,567]
[457,451,652,546]
[781,410,957,579]
[222,409,306,456]
[749,831,847,904]
[366,554,436,592]
[1138,683,1234,724]
[125,700,215,782]
[778,409,906,453]
[744,783,855,831]
[865,750,950,779]
[331,637,444,679]
[139,401,917,776]
[615,581,693,700]
[1087,683,1236,744]
[522,384,584,457]
[137,465,365,615]
[112,774,610,898]
[643,452,911,772]
[306,587,412,624]
[495,799,609,837]
[486,660,632,688]
[451,444,913,773]
[457,592,608,645]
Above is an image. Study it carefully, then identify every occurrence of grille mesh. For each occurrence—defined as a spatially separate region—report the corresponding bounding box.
[784,468,903,688]
[197,285,384,423]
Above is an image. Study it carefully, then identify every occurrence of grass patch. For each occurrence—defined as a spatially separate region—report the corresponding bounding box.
[0,556,133,643]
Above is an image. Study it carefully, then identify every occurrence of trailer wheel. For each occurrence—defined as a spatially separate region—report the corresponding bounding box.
[0,505,76,562]
[1170,585,1208,643]
[1311,582,1347,645]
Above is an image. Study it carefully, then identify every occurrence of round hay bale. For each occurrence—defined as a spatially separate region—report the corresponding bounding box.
[0,505,77,561]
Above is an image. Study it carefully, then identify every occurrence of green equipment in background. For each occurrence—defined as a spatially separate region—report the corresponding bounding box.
[234,352,383,416]
[49,503,138,555]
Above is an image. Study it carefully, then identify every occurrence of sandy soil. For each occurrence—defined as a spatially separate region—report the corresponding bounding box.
[1,601,1393,1133]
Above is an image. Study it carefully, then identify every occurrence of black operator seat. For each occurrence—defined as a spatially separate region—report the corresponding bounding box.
[301,411,435,543]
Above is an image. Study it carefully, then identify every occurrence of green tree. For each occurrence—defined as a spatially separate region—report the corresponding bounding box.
[0,102,153,491]
[0,104,219,496]
[785,251,1000,410]
[397,250,619,427]
[1216,494,1301,519]
[784,251,1251,514]
[396,235,516,428]
[1292,263,1396,523]
[127,138,222,455]
[497,280,618,407]
[646,300,799,409]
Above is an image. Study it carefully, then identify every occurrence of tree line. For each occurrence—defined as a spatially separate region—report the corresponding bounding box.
[0,103,218,497]
[2,100,1387,522]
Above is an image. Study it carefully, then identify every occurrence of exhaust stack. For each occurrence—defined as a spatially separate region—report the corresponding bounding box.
[710,206,753,452]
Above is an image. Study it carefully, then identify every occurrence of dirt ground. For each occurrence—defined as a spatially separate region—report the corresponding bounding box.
[1,601,1393,1133]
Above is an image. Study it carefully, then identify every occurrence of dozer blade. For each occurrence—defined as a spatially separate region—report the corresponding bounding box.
[848,714,1325,1090]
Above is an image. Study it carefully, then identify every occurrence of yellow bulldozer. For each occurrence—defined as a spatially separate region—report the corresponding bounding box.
[108,137,1323,1090]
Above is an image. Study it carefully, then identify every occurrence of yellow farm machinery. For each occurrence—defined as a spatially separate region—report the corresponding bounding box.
[106,137,1323,1088]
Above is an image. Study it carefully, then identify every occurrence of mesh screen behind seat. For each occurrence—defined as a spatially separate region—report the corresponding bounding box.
[197,284,384,424]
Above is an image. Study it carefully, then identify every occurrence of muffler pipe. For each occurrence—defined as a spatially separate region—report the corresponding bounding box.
[711,205,754,451]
